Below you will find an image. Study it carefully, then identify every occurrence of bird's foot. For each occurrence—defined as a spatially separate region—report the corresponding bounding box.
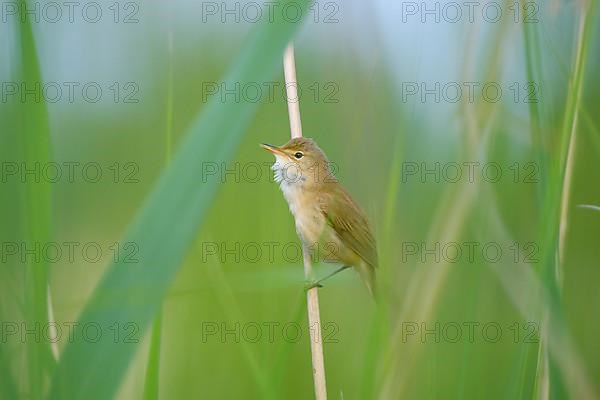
[304,280,323,292]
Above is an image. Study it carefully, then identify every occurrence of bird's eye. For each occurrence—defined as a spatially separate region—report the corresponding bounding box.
[294,152,303,159]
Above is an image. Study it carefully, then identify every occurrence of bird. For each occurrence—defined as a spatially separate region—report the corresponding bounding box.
[260,137,377,297]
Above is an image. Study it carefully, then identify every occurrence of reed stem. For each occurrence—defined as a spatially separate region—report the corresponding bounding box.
[283,43,328,400]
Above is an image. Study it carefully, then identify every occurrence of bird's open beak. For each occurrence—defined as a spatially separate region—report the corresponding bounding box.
[260,143,287,157]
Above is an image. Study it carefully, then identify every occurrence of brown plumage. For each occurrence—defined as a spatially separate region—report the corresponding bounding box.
[261,137,377,296]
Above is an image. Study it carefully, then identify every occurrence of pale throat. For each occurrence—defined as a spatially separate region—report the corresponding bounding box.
[271,155,306,187]
[270,155,312,215]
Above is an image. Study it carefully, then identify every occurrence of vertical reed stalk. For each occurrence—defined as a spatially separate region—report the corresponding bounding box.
[283,43,327,400]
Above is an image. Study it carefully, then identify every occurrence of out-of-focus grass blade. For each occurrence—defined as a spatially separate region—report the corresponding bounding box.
[577,204,600,212]
[3,0,55,397]
[542,2,596,398]
[520,8,547,400]
[521,1,597,398]
[48,2,311,399]
[143,29,174,400]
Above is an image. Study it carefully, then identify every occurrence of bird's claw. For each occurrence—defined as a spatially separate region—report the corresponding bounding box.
[304,281,323,292]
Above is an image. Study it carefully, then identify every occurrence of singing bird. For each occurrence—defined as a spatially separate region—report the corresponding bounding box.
[261,137,377,297]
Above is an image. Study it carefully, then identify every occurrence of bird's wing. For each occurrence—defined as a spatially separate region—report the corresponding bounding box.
[319,186,378,269]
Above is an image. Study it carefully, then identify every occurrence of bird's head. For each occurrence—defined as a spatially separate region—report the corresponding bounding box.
[260,137,335,188]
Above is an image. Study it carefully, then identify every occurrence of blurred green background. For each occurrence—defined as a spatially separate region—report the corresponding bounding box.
[1,0,600,399]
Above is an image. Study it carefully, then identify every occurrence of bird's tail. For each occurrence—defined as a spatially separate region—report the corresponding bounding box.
[356,261,377,300]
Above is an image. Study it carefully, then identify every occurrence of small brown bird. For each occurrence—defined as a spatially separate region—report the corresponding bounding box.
[261,137,377,296]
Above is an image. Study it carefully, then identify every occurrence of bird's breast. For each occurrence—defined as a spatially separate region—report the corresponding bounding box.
[281,185,326,245]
